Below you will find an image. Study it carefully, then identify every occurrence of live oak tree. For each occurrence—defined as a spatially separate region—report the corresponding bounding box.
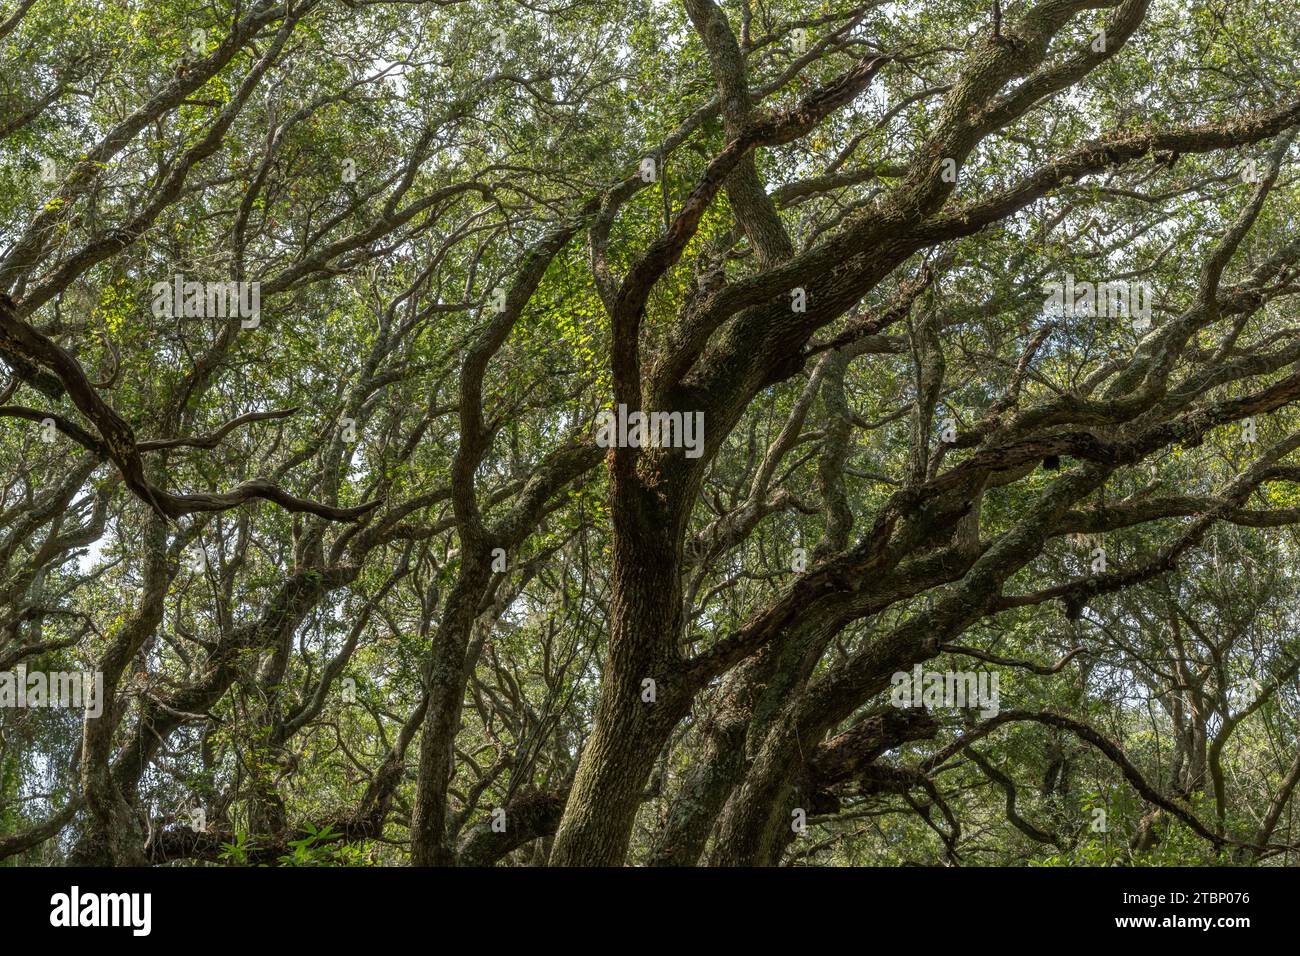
[3,0,1300,868]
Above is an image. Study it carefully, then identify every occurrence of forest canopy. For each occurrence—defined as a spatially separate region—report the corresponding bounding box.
[3,0,1300,868]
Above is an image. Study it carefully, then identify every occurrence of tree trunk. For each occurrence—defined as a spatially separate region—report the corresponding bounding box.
[549,482,689,865]
[410,558,492,865]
